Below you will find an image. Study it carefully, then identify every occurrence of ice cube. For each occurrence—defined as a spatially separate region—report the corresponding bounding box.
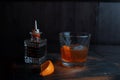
[73,45,84,50]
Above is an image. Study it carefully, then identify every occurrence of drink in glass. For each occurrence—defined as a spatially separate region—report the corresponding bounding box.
[59,32,91,67]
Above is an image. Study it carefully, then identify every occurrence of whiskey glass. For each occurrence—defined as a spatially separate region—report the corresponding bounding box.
[59,32,91,67]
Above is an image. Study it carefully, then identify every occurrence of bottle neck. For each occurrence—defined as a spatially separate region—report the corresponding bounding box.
[30,30,41,42]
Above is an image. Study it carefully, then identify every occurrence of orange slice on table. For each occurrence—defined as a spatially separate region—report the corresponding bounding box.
[40,60,54,76]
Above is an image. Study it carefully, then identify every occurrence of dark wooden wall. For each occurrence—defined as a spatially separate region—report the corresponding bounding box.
[0,2,97,58]
[97,2,120,45]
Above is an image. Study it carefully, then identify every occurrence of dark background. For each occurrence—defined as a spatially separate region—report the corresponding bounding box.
[1,2,120,80]
[0,2,97,57]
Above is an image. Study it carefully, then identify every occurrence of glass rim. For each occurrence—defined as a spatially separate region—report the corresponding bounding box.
[59,32,91,37]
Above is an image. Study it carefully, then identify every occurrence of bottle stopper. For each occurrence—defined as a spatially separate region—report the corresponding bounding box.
[32,20,41,38]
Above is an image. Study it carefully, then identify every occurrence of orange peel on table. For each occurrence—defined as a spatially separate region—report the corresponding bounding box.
[40,60,54,77]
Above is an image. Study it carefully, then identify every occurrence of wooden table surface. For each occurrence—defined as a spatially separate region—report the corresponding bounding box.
[10,52,120,80]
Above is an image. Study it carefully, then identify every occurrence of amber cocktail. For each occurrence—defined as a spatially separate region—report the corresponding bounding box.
[61,45,88,63]
[59,32,91,67]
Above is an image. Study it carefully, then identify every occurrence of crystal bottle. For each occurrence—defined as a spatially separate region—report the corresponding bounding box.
[24,20,47,64]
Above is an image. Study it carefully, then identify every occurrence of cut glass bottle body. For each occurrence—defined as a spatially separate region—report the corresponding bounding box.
[24,39,47,64]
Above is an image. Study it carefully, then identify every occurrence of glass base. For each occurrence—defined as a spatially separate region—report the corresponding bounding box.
[24,56,46,64]
[62,61,86,67]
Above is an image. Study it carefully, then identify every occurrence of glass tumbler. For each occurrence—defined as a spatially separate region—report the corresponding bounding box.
[59,32,91,67]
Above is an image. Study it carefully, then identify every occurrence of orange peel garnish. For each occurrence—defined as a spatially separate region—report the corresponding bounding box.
[61,45,71,61]
[40,60,54,76]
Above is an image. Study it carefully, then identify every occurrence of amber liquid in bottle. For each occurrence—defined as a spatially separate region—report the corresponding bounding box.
[24,40,47,64]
